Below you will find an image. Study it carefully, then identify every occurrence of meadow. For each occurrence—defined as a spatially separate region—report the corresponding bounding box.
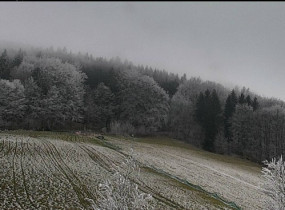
[0,131,268,209]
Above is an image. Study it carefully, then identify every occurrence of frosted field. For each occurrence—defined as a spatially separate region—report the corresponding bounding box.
[107,136,269,209]
[0,131,266,209]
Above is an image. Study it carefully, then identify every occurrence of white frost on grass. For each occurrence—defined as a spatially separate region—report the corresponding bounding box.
[0,134,157,209]
[1,133,261,209]
[107,136,269,209]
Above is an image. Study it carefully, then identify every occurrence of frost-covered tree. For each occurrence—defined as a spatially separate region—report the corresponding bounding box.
[262,156,285,210]
[89,153,155,210]
[35,57,86,129]
[23,77,42,129]
[10,55,34,81]
[138,66,182,97]
[85,83,116,131]
[169,78,228,149]
[169,91,203,146]
[17,56,87,130]
[230,104,285,162]
[231,104,254,156]
[0,79,26,128]
[115,69,169,134]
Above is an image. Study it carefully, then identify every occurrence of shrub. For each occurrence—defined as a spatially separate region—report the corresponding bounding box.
[109,121,135,136]
[262,156,285,210]
[88,152,155,209]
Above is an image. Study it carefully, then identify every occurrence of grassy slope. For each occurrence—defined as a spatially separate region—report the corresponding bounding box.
[1,130,267,209]
[105,135,268,209]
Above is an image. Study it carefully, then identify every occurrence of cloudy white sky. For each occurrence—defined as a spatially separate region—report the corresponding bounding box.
[0,2,285,100]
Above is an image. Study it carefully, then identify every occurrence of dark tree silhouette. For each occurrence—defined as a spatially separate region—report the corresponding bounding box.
[252,97,259,111]
[195,89,222,152]
[238,93,246,104]
[224,90,238,142]
[246,95,252,106]
[0,49,10,79]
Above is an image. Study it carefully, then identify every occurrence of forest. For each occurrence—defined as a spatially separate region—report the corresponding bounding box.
[0,45,285,163]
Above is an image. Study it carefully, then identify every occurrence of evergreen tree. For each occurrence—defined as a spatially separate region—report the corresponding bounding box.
[246,95,252,106]
[12,49,24,68]
[231,104,254,157]
[206,89,222,152]
[224,90,238,142]
[238,93,246,104]
[195,89,222,152]
[195,92,205,125]
[181,73,187,83]
[0,49,10,79]
[211,90,222,117]
[252,97,259,111]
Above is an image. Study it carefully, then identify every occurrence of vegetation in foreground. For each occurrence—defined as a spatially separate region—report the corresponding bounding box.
[262,156,285,210]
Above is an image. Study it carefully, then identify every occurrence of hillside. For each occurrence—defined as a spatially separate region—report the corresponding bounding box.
[0,45,285,166]
[1,45,285,163]
[1,3,285,209]
[0,131,268,209]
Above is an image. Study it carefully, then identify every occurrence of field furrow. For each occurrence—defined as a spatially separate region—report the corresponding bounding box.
[40,140,86,208]
[47,140,96,204]
[0,132,264,209]
[11,140,26,209]
[19,140,37,209]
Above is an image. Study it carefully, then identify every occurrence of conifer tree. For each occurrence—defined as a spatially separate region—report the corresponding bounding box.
[195,89,222,152]
[238,93,246,104]
[207,89,222,151]
[0,49,10,79]
[195,92,205,125]
[12,49,24,67]
[246,95,252,106]
[252,97,259,111]
[224,90,238,142]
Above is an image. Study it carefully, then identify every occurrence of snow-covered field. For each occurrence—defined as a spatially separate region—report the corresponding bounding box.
[107,136,269,209]
[0,132,267,209]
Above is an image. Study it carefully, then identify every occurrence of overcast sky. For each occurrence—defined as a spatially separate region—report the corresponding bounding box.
[0,2,285,100]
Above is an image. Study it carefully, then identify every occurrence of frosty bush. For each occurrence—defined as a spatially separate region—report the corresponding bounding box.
[262,156,285,210]
[109,121,135,136]
[91,152,155,210]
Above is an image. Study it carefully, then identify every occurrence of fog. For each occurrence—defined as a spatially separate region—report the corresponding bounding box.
[1,2,285,100]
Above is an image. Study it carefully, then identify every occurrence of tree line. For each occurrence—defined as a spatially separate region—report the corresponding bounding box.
[0,46,284,163]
